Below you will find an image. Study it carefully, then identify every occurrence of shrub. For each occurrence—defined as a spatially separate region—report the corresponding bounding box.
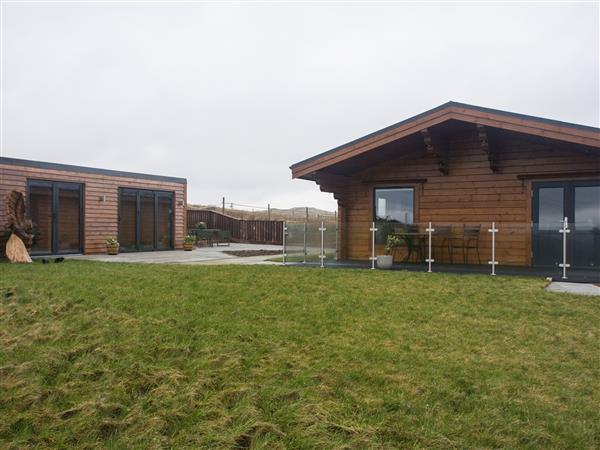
[385,234,404,256]
[184,234,197,244]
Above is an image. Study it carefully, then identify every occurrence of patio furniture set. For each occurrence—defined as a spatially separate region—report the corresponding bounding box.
[189,228,231,247]
[392,224,481,264]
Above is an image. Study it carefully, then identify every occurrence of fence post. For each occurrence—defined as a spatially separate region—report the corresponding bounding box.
[318,221,326,268]
[369,221,378,269]
[488,221,498,276]
[425,222,435,273]
[558,217,570,280]
[282,221,287,265]
[303,222,307,264]
[334,215,338,261]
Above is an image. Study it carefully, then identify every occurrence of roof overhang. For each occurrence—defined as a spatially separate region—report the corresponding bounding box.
[290,101,600,180]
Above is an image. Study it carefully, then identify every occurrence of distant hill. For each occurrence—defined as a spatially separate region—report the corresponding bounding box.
[188,204,336,221]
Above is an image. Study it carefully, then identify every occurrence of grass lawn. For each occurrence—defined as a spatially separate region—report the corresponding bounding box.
[1,261,598,449]
[268,253,336,263]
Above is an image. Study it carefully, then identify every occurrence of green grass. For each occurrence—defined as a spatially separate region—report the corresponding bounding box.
[1,261,598,449]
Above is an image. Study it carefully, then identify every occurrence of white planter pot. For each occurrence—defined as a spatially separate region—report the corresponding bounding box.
[377,255,393,269]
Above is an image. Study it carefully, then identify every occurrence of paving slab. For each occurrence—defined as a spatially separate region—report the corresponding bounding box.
[64,243,283,265]
[545,282,600,296]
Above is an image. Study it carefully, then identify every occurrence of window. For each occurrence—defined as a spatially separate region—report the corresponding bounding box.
[374,187,414,224]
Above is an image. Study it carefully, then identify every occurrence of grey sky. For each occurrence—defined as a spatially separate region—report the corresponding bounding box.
[1,2,598,211]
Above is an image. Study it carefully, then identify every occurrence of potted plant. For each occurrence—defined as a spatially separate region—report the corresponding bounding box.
[106,236,119,255]
[195,221,207,230]
[377,234,403,269]
[183,234,196,251]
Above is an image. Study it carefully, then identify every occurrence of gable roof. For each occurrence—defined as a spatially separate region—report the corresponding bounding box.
[290,101,600,179]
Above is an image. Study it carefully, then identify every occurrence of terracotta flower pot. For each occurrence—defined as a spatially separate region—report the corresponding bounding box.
[107,243,119,255]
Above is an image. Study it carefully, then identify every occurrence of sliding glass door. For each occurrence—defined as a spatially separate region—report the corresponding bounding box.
[28,180,83,255]
[118,188,173,252]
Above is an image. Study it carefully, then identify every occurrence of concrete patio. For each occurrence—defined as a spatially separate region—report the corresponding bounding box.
[64,243,283,265]
[545,281,600,296]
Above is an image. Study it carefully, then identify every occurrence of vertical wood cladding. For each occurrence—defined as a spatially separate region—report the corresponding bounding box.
[0,161,186,255]
[322,132,600,266]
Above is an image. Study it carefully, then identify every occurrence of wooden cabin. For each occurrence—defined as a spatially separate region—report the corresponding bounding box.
[291,102,600,271]
[1,157,187,255]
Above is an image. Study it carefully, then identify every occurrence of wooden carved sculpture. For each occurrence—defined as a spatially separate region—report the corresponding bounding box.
[5,191,33,263]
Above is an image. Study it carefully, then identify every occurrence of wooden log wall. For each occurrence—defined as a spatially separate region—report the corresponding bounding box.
[320,130,600,266]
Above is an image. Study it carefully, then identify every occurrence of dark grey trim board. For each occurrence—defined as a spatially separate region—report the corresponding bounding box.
[1,157,187,184]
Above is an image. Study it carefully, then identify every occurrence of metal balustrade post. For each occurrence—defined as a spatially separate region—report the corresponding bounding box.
[425,222,435,273]
[318,221,326,268]
[488,222,498,275]
[282,221,287,265]
[303,222,307,264]
[558,217,570,280]
[369,221,378,269]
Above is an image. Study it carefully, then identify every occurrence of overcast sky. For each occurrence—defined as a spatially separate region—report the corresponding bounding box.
[1,2,598,211]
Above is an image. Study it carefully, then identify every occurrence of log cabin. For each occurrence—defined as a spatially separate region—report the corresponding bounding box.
[0,157,187,256]
[291,102,600,273]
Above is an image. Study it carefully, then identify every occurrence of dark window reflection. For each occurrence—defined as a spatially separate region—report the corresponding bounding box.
[538,187,564,230]
[29,185,53,254]
[575,186,600,230]
[374,188,414,223]
[57,186,81,252]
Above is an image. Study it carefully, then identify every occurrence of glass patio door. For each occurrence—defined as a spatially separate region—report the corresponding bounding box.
[28,180,83,255]
[532,185,564,267]
[118,188,173,252]
[572,184,600,269]
[139,191,155,251]
[118,189,137,252]
[156,192,174,250]
[532,181,600,269]
[29,182,53,254]
[57,184,83,252]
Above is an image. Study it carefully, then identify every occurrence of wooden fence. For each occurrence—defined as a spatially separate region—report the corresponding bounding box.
[187,209,284,244]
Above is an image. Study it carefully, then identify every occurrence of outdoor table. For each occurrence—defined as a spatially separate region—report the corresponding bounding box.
[192,228,219,247]
[392,231,428,262]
